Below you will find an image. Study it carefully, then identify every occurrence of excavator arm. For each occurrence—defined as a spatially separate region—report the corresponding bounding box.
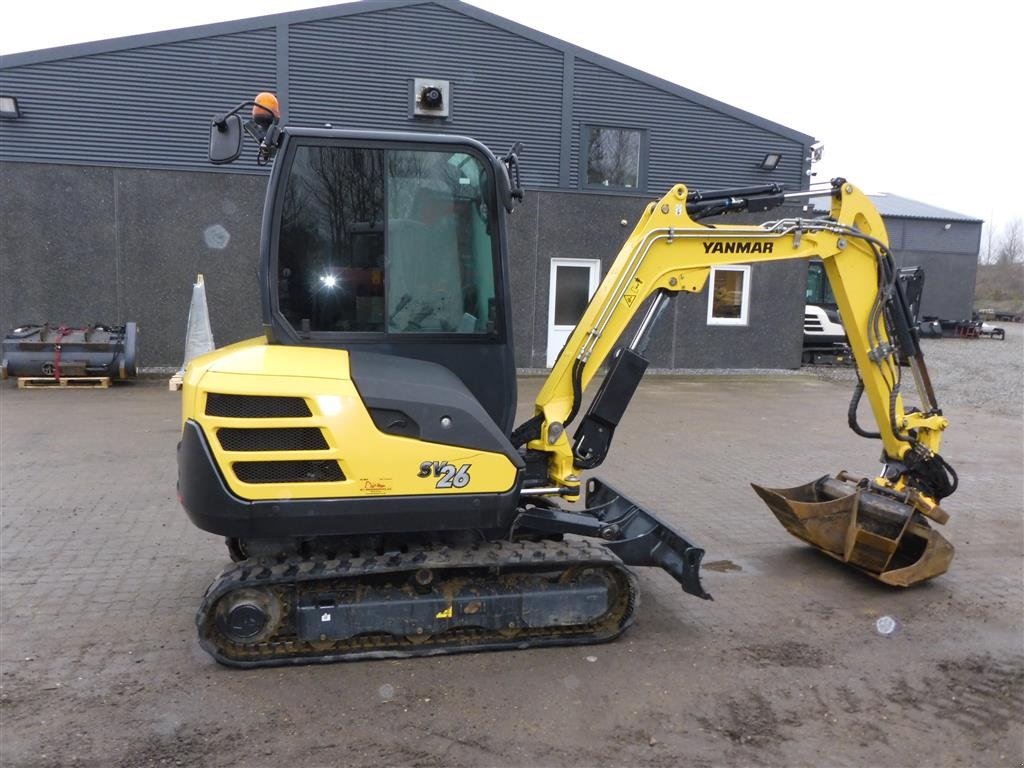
[514,178,957,586]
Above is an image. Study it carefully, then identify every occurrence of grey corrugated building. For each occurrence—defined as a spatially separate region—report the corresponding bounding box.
[0,0,978,371]
[857,195,982,320]
[809,193,983,320]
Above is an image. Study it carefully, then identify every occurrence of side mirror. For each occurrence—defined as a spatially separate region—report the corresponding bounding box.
[498,142,525,212]
[209,114,243,165]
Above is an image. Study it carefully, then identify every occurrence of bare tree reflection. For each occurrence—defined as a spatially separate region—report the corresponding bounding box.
[587,128,640,188]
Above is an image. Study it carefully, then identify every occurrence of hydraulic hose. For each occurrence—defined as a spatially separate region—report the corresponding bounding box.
[564,358,586,427]
[848,377,881,439]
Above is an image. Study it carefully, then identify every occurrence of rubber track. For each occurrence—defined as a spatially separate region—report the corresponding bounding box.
[197,539,639,668]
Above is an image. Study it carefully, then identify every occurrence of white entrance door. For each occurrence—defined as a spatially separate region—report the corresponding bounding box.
[546,258,602,367]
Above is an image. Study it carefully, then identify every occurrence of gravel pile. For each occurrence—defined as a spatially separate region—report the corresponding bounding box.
[805,322,1024,418]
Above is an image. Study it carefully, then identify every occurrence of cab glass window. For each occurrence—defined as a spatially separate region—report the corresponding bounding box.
[805,262,836,305]
[276,145,497,335]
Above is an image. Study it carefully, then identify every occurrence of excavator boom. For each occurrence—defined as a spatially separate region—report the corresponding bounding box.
[517,178,955,585]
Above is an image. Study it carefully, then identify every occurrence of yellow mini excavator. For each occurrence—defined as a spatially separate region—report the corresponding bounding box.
[179,94,957,666]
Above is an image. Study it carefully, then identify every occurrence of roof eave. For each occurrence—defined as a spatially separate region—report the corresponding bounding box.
[439,0,814,145]
[0,0,422,68]
[2,0,815,146]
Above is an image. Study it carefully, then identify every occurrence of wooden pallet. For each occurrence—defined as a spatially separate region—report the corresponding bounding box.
[17,376,111,389]
[168,372,184,391]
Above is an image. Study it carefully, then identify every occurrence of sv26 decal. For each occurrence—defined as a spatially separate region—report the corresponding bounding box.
[418,461,471,489]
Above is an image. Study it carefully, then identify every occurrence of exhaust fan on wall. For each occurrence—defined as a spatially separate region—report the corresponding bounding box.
[413,78,450,118]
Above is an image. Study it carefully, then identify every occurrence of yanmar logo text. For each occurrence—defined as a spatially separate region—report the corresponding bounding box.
[702,241,774,254]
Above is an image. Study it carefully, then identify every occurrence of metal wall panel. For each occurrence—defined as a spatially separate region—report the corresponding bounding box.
[895,250,977,320]
[571,60,807,195]
[287,4,564,188]
[879,218,980,318]
[884,218,906,250]
[901,218,981,254]
[0,30,276,170]
[1,2,813,192]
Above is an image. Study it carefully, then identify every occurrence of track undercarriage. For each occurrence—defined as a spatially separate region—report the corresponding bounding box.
[199,538,639,667]
[196,478,711,667]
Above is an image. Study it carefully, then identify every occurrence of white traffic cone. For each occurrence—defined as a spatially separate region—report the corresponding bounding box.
[170,274,216,390]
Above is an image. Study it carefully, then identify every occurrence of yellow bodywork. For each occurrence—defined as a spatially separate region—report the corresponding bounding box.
[181,339,519,501]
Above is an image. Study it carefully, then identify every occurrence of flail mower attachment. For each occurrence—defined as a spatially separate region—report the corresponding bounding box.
[752,473,954,586]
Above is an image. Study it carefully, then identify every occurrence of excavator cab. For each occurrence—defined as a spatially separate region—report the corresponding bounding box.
[262,131,519,431]
[209,102,521,430]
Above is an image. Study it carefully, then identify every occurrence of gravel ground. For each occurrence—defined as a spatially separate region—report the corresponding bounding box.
[806,321,1024,419]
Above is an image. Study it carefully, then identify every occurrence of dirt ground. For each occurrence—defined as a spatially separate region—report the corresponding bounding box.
[1,353,1022,767]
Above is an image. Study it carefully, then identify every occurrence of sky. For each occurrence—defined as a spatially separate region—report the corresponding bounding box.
[2,0,1021,236]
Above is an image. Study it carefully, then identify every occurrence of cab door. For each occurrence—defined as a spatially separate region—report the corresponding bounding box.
[264,130,518,433]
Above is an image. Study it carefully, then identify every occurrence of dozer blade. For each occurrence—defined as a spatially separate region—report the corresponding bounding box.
[586,478,711,600]
[752,475,953,586]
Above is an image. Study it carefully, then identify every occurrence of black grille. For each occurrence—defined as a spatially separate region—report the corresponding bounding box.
[234,460,345,484]
[218,427,328,452]
[205,393,311,418]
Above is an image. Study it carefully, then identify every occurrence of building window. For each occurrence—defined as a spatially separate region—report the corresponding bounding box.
[707,265,751,326]
[583,125,644,190]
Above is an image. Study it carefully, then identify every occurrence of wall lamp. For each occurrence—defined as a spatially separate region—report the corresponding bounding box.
[0,96,21,120]
[760,152,782,171]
